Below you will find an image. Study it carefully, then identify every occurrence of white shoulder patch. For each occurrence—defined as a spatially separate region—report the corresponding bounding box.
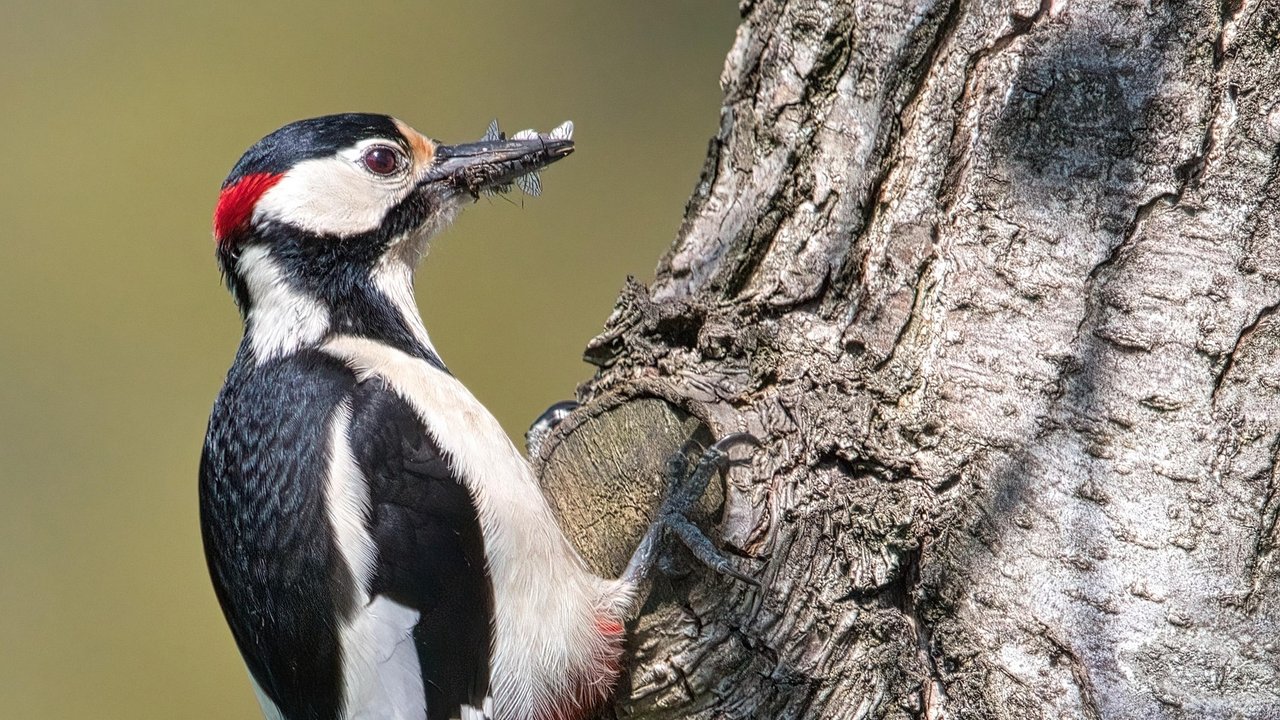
[320,335,615,720]
[324,402,375,591]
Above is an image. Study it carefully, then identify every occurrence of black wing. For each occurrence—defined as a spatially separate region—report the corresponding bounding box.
[200,350,357,720]
[346,378,494,720]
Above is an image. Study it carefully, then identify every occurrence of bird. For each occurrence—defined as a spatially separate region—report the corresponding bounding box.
[198,113,755,720]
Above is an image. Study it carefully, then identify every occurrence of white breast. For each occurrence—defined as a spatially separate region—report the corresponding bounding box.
[321,336,611,720]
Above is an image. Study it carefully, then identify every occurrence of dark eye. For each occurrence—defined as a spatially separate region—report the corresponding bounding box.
[362,146,401,175]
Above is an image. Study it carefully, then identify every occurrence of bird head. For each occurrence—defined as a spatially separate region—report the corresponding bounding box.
[212,113,573,314]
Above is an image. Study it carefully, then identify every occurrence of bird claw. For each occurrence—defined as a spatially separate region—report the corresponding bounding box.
[711,432,762,452]
[524,400,579,457]
[657,432,762,585]
[705,433,761,470]
[664,513,762,587]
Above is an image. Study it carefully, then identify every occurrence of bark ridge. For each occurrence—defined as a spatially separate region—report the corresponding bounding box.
[538,1,1280,718]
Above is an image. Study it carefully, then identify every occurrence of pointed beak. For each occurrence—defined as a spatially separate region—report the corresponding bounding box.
[423,136,574,196]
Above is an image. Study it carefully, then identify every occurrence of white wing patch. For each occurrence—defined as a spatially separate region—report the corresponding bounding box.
[325,401,427,719]
[339,596,425,720]
[459,697,494,720]
[324,402,376,589]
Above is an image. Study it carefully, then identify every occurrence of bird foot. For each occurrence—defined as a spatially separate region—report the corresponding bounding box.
[653,433,761,586]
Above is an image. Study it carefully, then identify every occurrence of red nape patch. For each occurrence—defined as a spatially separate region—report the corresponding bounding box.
[213,172,283,243]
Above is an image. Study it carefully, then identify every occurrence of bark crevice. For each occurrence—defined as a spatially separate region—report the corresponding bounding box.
[538,1,1280,717]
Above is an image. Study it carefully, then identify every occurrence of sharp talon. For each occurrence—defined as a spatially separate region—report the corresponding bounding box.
[707,551,762,587]
[723,565,762,588]
[543,400,581,418]
[525,400,581,456]
[711,433,761,454]
[702,433,761,471]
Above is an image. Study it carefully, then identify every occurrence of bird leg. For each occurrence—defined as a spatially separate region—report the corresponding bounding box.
[619,433,761,594]
[527,399,760,606]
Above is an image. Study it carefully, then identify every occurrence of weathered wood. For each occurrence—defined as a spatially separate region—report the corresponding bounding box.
[539,1,1280,717]
[536,396,718,578]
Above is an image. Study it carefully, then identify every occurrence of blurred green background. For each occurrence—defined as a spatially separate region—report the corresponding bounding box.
[0,2,736,717]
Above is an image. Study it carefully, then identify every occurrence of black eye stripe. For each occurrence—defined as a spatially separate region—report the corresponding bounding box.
[362,146,401,175]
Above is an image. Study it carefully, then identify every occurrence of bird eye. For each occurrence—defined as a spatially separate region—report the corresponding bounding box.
[362,146,401,175]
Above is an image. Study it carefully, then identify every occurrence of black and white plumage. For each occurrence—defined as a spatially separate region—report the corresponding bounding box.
[202,348,492,720]
[199,114,752,720]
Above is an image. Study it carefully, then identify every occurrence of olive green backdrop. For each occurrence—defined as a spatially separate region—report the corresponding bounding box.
[0,2,736,717]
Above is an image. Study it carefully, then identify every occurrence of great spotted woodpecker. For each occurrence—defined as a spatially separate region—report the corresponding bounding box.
[199,114,754,720]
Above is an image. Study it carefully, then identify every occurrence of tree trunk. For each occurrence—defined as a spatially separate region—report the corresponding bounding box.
[534,1,1280,718]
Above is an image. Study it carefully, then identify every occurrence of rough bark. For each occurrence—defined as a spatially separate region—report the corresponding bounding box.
[534,1,1280,718]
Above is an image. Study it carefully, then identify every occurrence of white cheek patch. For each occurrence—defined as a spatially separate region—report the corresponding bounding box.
[238,245,330,362]
[253,152,413,237]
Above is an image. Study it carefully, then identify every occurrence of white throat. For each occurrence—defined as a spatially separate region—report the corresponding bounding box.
[365,207,464,365]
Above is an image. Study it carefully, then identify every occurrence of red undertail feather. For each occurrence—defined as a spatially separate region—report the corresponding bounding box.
[214,172,283,243]
[545,616,626,720]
